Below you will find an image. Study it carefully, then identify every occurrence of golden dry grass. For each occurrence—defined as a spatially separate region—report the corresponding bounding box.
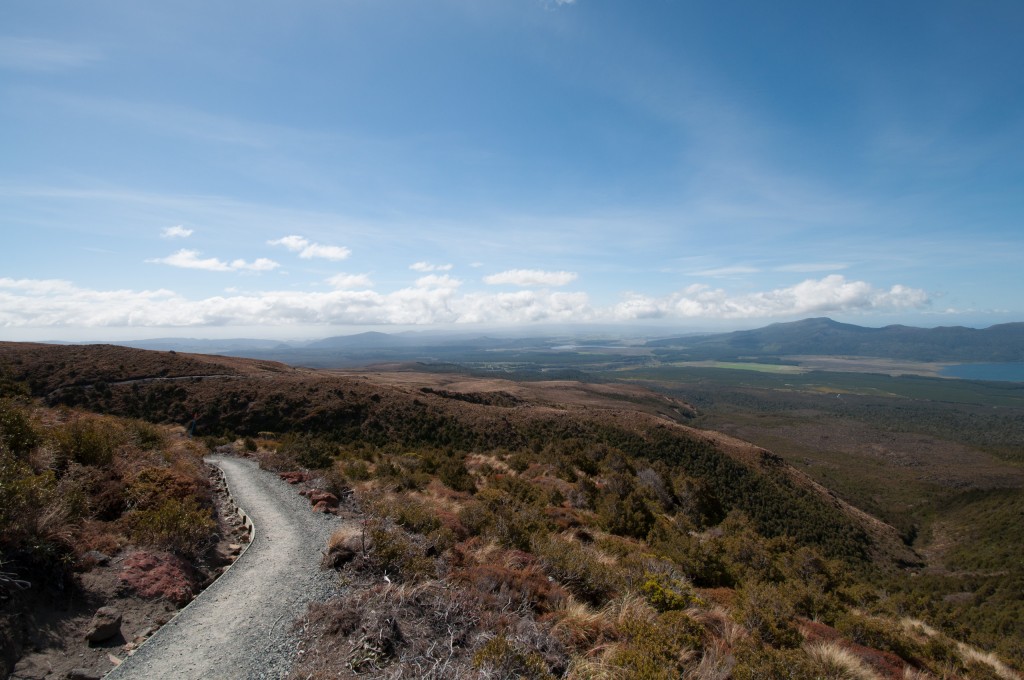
[957,643,1023,680]
[804,641,882,680]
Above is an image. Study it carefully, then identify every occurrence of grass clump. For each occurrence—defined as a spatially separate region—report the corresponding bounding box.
[532,535,622,606]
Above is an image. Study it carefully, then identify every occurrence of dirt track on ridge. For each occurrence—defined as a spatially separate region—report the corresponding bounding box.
[105,456,343,680]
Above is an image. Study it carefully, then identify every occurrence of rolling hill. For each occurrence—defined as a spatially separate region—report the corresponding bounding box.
[647,317,1024,362]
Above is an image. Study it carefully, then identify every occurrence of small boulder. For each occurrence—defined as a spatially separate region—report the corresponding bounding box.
[85,606,122,644]
[311,501,336,514]
[309,491,339,507]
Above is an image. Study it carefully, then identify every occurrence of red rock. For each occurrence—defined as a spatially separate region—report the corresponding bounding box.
[279,471,309,484]
[309,491,339,507]
[311,501,336,514]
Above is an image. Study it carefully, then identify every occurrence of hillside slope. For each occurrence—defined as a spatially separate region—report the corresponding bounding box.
[648,317,1024,362]
[4,342,1022,677]
[0,342,912,566]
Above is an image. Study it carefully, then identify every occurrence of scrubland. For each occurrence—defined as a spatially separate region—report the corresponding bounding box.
[1,342,1021,678]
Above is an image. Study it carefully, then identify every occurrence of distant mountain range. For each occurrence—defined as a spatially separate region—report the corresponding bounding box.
[90,317,1024,366]
[646,317,1024,362]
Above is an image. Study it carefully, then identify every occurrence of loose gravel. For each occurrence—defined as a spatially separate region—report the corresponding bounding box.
[105,456,343,680]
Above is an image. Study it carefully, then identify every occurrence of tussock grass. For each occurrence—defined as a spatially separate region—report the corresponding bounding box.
[958,644,1023,680]
[903,668,935,680]
[804,641,882,680]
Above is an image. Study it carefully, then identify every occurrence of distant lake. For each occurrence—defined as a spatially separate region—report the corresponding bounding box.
[941,363,1024,382]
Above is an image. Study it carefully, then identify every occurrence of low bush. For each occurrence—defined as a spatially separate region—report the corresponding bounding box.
[437,455,476,493]
[50,415,125,469]
[364,519,435,582]
[639,571,703,612]
[0,399,38,459]
[735,582,803,649]
[731,642,817,680]
[277,433,336,469]
[128,466,207,511]
[128,497,215,559]
[833,612,921,661]
[607,610,705,679]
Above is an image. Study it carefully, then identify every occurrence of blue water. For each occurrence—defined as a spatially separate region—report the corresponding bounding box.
[940,363,1024,382]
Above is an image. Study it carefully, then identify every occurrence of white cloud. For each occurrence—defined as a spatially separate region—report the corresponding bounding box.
[161,225,193,239]
[0,275,929,331]
[268,235,350,261]
[410,261,453,272]
[483,269,579,287]
[0,37,99,72]
[612,275,930,320]
[0,277,588,328]
[147,249,279,272]
[326,273,372,289]
[414,274,461,289]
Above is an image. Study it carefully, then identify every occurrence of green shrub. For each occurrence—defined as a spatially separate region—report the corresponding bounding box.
[647,523,731,587]
[376,497,441,535]
[129,419,167,451]
[50,417,124,469]
[129,497,215,558]
[731,642,817,680]
[461,487,550,551]
[833,612,921,660]
[344,460,372,481]
[0,449,56,537]
[609,611,705,679]
[0,399,38,459]
[735,582,802,648]
[365,519,434,582]
[127,466,206,511]
[507,453,531,473]
[640,571,703,612]
[597,489,656,540]
[276,433,336,469]
[437,456,476,493]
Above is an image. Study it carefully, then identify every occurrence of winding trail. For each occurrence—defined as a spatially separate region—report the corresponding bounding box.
[105,456,343,680]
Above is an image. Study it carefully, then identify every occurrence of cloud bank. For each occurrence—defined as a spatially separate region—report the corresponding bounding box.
[0,275,929,329]
[612,275,930,320]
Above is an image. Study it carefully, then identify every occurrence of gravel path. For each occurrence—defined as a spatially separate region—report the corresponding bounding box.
[105,456,343,680]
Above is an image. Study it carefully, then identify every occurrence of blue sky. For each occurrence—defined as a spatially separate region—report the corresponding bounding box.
[2,0,1022,340]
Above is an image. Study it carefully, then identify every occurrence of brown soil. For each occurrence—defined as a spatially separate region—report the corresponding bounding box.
[6,460,251,680]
